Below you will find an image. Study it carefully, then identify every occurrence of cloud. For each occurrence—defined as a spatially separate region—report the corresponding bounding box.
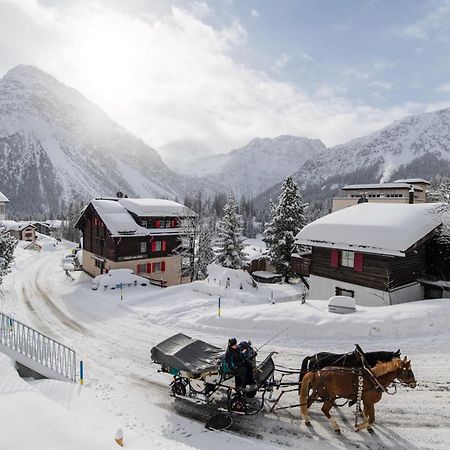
[436,83,450,93]
[369,80,392,90]
[250,9,259,18]
[398,0,450,42]
[271,53,291,73]
[0,0,446,153]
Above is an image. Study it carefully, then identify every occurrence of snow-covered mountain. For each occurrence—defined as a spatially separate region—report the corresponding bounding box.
[257,108,450,209]
[181,135,326,198]
[0,65,199,217]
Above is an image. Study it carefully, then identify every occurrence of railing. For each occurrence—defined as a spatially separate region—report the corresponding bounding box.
[0,312,76,382]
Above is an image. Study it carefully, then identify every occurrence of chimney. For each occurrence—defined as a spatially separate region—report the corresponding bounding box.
[409,185,414,204]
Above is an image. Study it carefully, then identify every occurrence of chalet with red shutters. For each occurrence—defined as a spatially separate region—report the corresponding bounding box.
[75,197,195,286]
[295,202,447,306]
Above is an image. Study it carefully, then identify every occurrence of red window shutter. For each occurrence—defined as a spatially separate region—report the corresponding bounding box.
[354,253,364,272]
[151,241,156,252]
[146,263,152,273]
[172,219,176,227]
[330,249,339,268]
[152,262,156,272]
[155,220,160,228]
[162,240,166,251]
[137,264,140,273]
[161,261,166,272]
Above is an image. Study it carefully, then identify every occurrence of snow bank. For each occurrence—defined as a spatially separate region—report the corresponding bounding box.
[0,354,124,450]
[206,263,255,291]
[142,282,450,342]
[92,268,149,290]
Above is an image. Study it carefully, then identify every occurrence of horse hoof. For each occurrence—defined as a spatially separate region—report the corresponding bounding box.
[305,421,311,427]
[335,429,341,434]
[367,428,374,434]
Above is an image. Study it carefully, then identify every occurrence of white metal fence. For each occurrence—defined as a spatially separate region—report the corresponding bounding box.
[0,312,76,381]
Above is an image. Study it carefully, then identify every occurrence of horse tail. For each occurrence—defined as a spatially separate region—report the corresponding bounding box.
[300,371,314,422]
[299,356,311,383]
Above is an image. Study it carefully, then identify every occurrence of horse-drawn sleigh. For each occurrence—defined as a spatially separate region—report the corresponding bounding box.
[151,334,416,432]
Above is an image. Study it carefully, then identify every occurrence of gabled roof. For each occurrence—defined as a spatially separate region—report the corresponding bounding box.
[87,198,194,238]
[118,198,195,218]
[0,220,36,231]
[0,192,9,202]
[296,203,444,257]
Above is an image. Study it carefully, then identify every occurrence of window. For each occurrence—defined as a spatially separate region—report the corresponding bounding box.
[151,240,167,252]
[335,287,354,298]
[140,242,147,253]
[141,220,147,228]
[341,250,354,268]
[151,261,166,272]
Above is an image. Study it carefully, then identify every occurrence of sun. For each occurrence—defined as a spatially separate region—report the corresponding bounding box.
[76,21,142,106]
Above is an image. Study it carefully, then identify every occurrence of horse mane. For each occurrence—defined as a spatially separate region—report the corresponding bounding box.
[371,357,402,377]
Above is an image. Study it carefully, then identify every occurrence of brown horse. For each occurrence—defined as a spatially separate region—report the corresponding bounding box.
[300,356,416,433]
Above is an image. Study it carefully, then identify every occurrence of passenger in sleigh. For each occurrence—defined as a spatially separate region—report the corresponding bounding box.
[224,338,257,392]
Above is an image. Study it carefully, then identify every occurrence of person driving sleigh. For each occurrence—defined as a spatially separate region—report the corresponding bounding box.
[225,338,256,391]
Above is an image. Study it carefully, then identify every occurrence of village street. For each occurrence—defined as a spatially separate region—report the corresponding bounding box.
[1,244,449,449]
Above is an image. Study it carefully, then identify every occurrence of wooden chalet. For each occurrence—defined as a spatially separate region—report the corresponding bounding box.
[295,203,448,306]
[1,221,37,241]
[75,197,195,287]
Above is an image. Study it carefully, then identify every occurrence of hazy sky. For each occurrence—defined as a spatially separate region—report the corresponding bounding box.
[1,0,450,153]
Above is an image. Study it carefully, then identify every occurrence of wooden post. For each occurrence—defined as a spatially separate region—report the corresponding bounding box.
[218,297,221,317]
[80,360,84,385]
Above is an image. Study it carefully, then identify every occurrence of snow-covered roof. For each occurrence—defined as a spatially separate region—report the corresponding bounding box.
[342,183,423,192]
[394,178,430,185]
[295,203,443,257]
[0,191,9,202]
[90,198,192,238]
[91,200,143,237]
[118,198,195,218]
[0,220,36,231]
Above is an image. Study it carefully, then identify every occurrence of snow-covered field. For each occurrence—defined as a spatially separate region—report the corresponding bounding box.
[1,240,450,449]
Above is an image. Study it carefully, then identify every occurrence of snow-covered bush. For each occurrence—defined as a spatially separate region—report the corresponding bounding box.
[0,227,17,286]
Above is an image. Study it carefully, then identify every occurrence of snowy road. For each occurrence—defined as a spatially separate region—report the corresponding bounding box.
[3,245,450,449]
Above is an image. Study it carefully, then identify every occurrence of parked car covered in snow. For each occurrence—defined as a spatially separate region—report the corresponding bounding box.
[61,253,81,270]
[91,268,149,290]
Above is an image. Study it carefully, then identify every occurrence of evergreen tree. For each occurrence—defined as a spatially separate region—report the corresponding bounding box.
[263,176,307,282]
[0,227,17,286]
[246,215,256,238]
[61,200,84,242]
[216,194,247,269]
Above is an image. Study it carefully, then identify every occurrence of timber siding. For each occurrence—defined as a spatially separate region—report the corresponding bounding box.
[310,246,426,292]
[116,235,178,261]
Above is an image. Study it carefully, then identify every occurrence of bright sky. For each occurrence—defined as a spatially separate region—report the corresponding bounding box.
[1,0,449,153]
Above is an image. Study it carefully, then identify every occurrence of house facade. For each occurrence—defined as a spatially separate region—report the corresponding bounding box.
[296,203,444,306]
[0,221,37,241]
[75,197,195,286]
[0,191,9,221]
[332,178,430,212]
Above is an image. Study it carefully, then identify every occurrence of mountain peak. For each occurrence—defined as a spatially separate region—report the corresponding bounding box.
[3,64,61,87]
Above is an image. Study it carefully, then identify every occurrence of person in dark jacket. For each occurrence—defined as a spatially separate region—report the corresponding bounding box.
[225,338,255,390]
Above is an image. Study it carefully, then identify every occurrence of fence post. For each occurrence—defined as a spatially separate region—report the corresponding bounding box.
[218,297,221,317]
[80,360,84,385]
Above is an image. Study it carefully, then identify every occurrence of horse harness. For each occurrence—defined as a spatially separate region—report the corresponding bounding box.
[314,359,396,427]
